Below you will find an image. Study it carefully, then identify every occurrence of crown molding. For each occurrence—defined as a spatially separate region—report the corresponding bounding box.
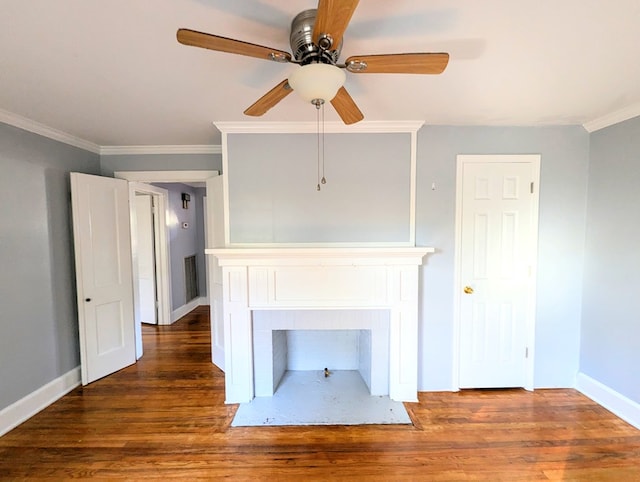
[0,108,101,154]
[100,145,222,155]
[214,120,425,135]
[583,102,640,133]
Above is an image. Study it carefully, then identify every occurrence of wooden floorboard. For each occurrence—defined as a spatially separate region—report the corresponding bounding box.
[1,306,639,480]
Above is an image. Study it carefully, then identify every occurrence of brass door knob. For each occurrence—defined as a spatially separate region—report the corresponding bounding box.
[463,286,474,294]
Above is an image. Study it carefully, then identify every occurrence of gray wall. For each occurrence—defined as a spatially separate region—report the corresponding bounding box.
[581,116,640,403]
[0,123,100,411]
[100,153,222,177]
[416,126,590,390]
[227,133,412,243]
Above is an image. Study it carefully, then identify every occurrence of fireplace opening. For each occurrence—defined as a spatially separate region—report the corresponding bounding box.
[252,310,390,398]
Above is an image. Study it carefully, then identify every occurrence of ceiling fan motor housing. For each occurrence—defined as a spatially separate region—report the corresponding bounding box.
[290,9,341,65]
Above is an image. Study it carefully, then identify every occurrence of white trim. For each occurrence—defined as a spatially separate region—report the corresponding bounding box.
[576,372,640,430]
[227,241,417,248]
[409,129,418,244]
[214,120,424,134]
[129,183,172,330]
[583,103,640,132]
[452,154,540,391]
[0,108,100,153]
[207,247,434,265]
[114,170,219,183]
[217,122,420,247]
[171,297,207,323]
[101,145,222,155]
[221,132,231,246]
[0,367,81,437]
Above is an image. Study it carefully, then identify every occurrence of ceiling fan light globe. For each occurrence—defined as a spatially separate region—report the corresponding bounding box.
[288,63,346,103]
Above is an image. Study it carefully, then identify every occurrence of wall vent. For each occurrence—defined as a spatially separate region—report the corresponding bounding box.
[184,255,199,302]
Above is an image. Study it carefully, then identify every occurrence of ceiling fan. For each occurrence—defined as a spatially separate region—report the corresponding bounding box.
[177,0,449,125]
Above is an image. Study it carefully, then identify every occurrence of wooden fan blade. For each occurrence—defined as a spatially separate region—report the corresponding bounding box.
[244,80,293,117]
[177,29,291,63]
[345,53,449,74]
[330,87,364,125]
[313,0,359,50]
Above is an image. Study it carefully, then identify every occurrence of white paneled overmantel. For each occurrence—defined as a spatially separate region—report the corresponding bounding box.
[206,246,434,403]
[214,121,424,247]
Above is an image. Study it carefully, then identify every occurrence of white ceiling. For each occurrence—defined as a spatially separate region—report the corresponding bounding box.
[2,0,640,147]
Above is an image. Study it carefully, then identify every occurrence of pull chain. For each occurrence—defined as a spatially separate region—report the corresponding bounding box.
[321,102,326,185]
[316,101,321,191]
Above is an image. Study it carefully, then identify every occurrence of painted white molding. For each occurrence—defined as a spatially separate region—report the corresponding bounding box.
[583,103,640,133]
[218,121,421,247]
[208,247,433,403]
[0,367,81,437]
[227,241,418,248]
[576,372,640,430]
[207,247,434,265]
[0,108,101,153]
[214,120,425,134]
[101,145,222,155]
[114,170,219,183]
[171,297,208,323]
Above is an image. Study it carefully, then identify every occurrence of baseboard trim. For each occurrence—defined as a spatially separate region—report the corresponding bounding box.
[0,366,81,437]
[576,372,640,430]
[170,297,208,323]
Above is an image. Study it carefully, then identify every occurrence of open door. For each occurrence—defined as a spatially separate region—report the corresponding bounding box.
[207,175,225,371]
[70,173,136,385]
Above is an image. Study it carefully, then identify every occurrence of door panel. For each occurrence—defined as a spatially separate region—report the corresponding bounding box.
[71,173,136,385]
[135,194,157,324]
[458,160,537,388]
[206,175,225,371]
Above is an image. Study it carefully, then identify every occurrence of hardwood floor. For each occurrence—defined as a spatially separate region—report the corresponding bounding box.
[1,306,639,480]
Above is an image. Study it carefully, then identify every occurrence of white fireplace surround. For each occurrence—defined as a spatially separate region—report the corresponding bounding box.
[207,247,434,403]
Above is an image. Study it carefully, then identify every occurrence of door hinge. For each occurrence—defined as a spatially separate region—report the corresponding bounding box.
[530,182,534,194]
[525,347,529,358]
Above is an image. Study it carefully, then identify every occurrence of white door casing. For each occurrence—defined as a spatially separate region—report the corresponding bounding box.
[453,155,540,390]
[207,175,226,371]
[70,173,137,385]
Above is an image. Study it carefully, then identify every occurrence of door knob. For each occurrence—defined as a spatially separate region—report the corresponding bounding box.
[463,286,474,294]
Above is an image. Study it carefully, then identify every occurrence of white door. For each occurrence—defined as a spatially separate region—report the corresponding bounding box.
[71,173,136,385]
[134,194,157,324]
[206,175,225,371]
[456,156,539,389]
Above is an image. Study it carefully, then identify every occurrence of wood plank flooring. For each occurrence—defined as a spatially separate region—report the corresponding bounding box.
[1,306,639,480]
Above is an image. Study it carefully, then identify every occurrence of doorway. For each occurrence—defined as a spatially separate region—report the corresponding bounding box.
[453,155,540,390]
[115,170,222,363]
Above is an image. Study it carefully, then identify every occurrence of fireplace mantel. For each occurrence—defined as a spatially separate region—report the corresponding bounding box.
[205,247,434,403]
[207,247,433,265]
